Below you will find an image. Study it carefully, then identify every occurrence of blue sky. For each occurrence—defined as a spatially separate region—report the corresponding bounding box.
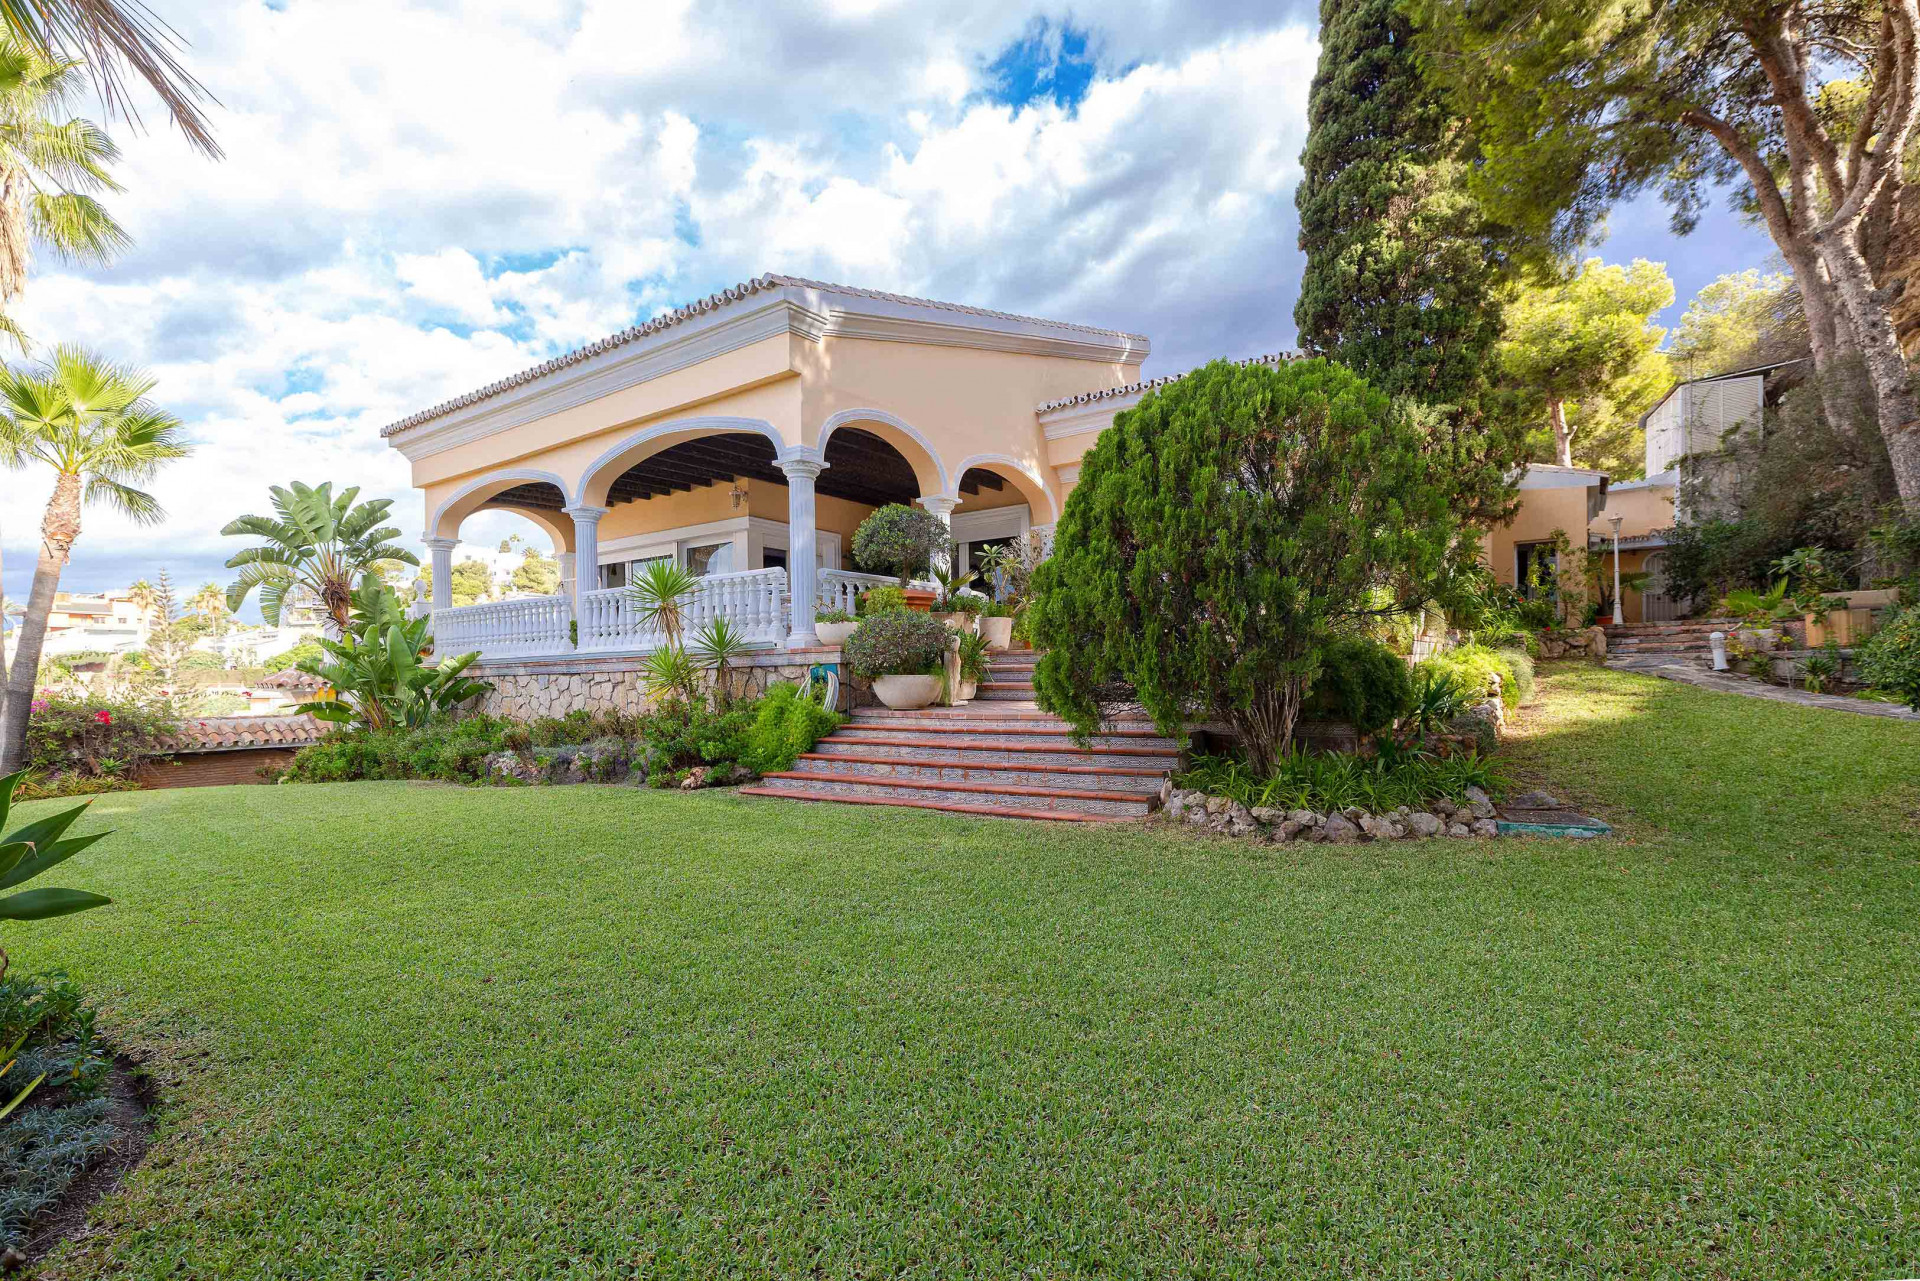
[0,1,1780,622]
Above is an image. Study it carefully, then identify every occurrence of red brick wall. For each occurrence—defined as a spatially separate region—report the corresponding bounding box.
[141,749,299,789]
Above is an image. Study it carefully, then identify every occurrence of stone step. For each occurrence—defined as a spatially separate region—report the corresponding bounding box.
[1610,638,1715,653]
[812,736,1179,771]
[793,752,1168,793]
[852,706,1066,724]
[1604,619,1740,636]
[736,785,1124,823]
[831,723,1183,752]
[977,681,1037,700]
[753,771,1157,819]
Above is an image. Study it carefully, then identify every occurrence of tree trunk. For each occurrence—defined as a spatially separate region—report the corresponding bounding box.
[0,473,82,774]
[1549,399,1573,466]
[1818,223,1920,515]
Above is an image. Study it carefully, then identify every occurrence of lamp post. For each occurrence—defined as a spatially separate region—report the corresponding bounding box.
[1608,515,1625,626]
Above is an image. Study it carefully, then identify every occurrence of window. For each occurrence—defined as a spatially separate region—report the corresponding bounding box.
[1515,542,1558,599]
[761,547,788,572]
[969,537,1014,598]
[684,542,734,577]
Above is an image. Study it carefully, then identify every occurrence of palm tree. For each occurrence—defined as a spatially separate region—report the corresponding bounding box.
[187,579,224,633]
[222,482,417,638]
[0,36,132,346]
[0,344,188,771]
[0,1,219,158]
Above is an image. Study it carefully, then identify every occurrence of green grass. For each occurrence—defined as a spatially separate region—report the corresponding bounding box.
[14,663,1920,1278]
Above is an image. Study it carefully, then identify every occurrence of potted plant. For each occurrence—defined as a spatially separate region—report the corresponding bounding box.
[852,504,951,611]
[954,630,991,702]
[980,599,1015,649]
[815,609,857,646]
[843,609,951,709]
[930,568,982,631]
[940,589,985,634]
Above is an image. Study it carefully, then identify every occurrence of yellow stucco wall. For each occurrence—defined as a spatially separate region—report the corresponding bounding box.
[1591,483,1674,541]
[1484,484,1598,588]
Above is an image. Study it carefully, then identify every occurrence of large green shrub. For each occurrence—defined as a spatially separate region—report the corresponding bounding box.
[1027,357,1473,771]
[842,610,950,679]
[852,504,950,585]
[1856,605,1920,711]
[1417,644,1531,711]
[741,683,842,775]
[1304,637,1413,734]
[296,575,491,732]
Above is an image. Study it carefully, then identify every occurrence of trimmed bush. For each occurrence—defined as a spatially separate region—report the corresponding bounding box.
[843,610,951,679]
[857,585,907,616]
[1305,637,1412,734]
[852,504,951,584]
[21,692,177,788]
[1856,604,1920,710]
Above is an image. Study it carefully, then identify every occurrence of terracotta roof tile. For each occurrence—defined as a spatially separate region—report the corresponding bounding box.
[161,715,326,753]
[1037,352,1299,415]
[255,668,327,690]
[381,273,1150,439]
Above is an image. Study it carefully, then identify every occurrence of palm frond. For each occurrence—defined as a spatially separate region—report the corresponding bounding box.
[81,473,158,522]
[0,0,223,158]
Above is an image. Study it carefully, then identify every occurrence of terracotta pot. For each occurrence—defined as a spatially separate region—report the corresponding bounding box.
[901,587,938,613]
[980,617,1014,649]
[872,674,942,710]
[815,621,858,646]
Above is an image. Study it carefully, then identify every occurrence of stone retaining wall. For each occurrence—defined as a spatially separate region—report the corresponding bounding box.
[467,647,843,720]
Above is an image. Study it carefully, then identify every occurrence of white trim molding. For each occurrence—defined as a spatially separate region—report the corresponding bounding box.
[815,408,951,495]
[948,452,1058,523]
[427,468,572,541]
[573,415,789,507]
[1037,395,1138,442]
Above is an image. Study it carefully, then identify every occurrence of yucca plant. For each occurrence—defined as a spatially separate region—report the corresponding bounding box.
[640,645,699,708]
[690,616,753,709]
[627,560,699,649]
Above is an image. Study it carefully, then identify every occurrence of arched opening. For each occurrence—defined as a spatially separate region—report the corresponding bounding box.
[948,457,1058,588]
[432,479,571,605]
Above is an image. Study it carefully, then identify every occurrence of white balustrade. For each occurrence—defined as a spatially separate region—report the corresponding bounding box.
[579,567,789,654]
[431,594,572,661]
[815,568,898,617]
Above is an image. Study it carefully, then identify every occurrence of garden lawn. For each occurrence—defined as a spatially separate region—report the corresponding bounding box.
[15,663,1920,1279]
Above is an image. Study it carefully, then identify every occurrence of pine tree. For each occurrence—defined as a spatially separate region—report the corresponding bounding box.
[1293,0,1522,520]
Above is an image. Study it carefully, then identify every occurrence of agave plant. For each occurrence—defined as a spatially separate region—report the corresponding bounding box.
[294,576,490,732]
[0,769,111,930]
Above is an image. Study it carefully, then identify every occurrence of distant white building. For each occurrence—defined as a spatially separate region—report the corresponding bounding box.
[2,589,154,664]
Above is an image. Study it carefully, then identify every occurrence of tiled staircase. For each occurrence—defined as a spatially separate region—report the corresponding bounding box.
[739,650,1183,822]
[1603,619,1741,661]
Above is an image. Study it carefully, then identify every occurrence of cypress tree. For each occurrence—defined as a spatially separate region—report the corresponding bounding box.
[1293,0,1523,519]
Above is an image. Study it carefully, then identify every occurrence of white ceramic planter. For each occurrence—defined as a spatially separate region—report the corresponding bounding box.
[815,621,858,646]
[872,674,943,710]
[980,617,1014,649]
[956,679,978,703]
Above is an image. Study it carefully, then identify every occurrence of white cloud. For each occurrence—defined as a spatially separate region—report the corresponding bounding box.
[1,0,1323,611]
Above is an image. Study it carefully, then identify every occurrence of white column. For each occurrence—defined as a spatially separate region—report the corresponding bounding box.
[916,493,959,577]
[423,537,458,613]
[779,450,828,648]
[558,551,577,599]
[564,506,608,599]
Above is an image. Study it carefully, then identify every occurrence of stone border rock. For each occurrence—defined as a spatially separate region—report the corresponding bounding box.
[1161,785,1500,843]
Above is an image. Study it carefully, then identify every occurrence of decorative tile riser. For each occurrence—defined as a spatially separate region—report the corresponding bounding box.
[811,741,1175,770]
[800,757,1161,792]
[760,776,1153,818]
[978,687,1037,700]
[851,712,1072,729]
[832,730,1181,753]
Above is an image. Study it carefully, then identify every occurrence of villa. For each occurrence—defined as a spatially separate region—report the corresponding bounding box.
[383,274,1173,711]
[383,275,1790,710]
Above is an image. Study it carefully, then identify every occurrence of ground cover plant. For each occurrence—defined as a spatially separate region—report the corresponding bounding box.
[8,665,1919,1276]
[1176,742,1503,813]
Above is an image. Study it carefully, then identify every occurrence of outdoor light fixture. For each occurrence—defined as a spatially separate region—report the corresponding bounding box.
[731,483,747,509]
[1608,515,1625,626]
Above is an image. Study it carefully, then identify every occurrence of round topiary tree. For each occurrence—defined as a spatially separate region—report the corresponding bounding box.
[852,504,950,585]
[1027,357,1472,771]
